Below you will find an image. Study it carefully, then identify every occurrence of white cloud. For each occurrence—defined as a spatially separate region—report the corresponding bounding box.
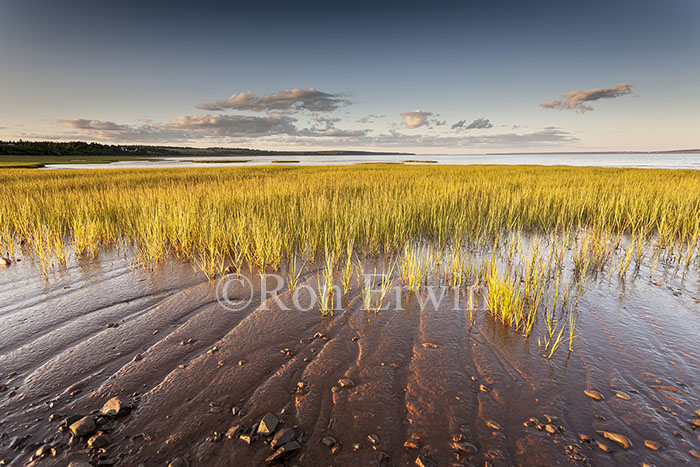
[400,110,433,128]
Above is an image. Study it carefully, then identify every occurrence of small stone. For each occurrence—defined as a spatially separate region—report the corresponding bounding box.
[168,457,189,467]
[132,354,143,362]
[271,427,295,449]
[584,389,604,401]
[596,440,614,452]
[644,439,662,451]
[0,257,11,267]
[691,419,700,429]
[579,434,591,443]
[422,342,438,349]
[450,441,477,454]
[615,391,631,401]
[404,439,420,449]
[479,384,489,392]
[257,413,279,436]
[331,444,341,454]
[596,430,631,449]
[690,450,700,460]
[265,441,300,463]
[69,417,96,437]
[35,444,51,457]
[545,424,557,434]
[101,397,125,416]
[87,434,110,448]
[338,378,355,388]
[207,346,219,355]
[415,454,437,467]
[486,420,501,431]
[217,360,225,368]
[226,425,242,439]
[238,360,245,366]
[321,436,337,447]
[368,433,380,445]
[209,405,223,414]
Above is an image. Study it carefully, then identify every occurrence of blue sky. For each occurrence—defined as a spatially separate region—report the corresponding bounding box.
[1,0,699,153]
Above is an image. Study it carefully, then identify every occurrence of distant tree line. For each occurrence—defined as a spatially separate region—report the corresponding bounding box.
[0,140,413,156]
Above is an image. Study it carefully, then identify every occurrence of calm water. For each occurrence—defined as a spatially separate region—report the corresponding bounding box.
[44,152,700,169]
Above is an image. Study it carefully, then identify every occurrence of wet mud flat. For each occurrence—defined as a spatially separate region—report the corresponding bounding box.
[0,251,699,466]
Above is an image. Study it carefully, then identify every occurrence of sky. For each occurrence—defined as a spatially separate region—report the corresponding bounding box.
[1,0,699,153]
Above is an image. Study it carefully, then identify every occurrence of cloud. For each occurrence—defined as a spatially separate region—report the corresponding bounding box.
[540,84,633,112]
[452,117,493,130]
[400,110,433,128]
[53,114,369,142]
[197,88,350,113]
[352,127,578,148]
[170,114,297,136]
[356,114,384,124]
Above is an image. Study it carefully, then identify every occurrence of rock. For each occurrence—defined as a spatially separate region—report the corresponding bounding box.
[695,409,700,417]
[271,427,295,449]
[691,419,700,429]
[225,425,242,439]
[615,391,631,401]
[239,433,254,444]
[422,342,438,349]
[596,440,614,452]
[352,442,361,451]
[257,413,279,436]
[479,384,489,393]
[265,441,300,463]
[62,415,82,426]
[403,439,420,449]
[450,441,477,454]
[35,444,51,457]
[415,454,436,467]
[486,420,501,431]
[338,378,355,388]
[69,417,96,437]
[579,434,591,443]
[168,457,189,467]
[0,258,11,267]
[545,424,557,434]
[231,406,242,416]
[331,443,341,454]
[321,436,337,447]
[644,439,662,451]
[87,434,110,448]
[584,389,604,401]
[596,430,631,449]
[367,433,380,445]
[101,397,126,416]
[690,450,700,460]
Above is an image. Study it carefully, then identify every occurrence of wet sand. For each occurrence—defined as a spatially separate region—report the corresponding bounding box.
[1,251,699,466]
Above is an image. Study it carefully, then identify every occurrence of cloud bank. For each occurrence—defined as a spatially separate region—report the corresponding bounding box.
[540,84,633,112]
[197,88,350,113]
[452,117,493,130]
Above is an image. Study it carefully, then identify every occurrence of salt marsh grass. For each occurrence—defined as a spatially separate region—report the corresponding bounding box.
[2,164,700,354]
